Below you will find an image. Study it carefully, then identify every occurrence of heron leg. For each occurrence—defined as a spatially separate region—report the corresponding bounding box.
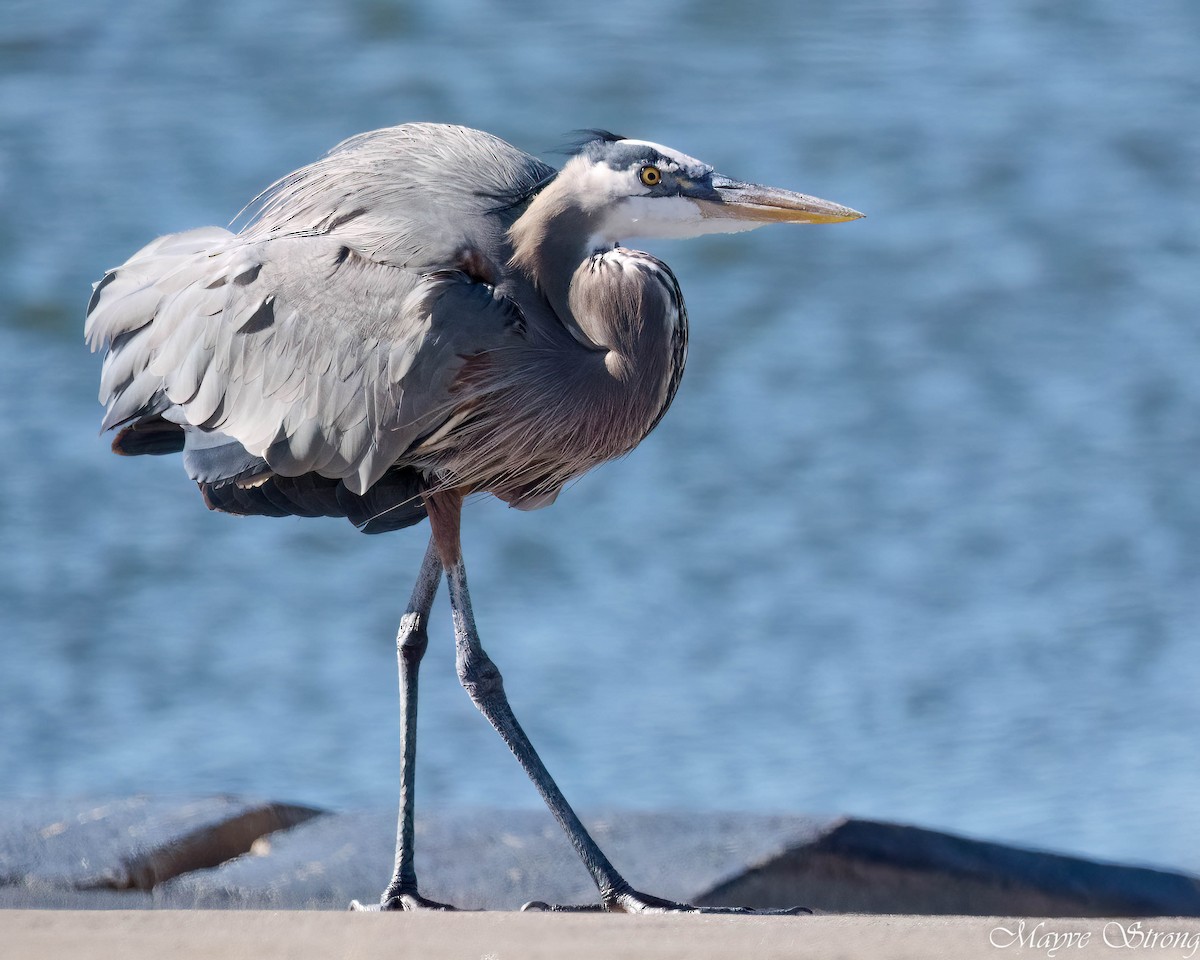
[351,536,456,911]
[423,491,807,914]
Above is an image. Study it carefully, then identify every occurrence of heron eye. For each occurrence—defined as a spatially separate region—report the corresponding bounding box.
[639,165,662,187]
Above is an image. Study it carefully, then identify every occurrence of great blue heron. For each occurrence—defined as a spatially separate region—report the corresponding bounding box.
[85,123,862,913]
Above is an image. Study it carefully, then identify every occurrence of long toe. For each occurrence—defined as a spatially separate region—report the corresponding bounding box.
[522,890,812,915]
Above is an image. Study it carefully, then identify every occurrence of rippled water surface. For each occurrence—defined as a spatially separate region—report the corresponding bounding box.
[2,0,1199,874]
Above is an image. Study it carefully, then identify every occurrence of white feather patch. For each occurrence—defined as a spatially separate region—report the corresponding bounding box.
[590,195,760,247]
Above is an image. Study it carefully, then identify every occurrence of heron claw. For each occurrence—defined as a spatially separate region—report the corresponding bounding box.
[521,889,812,915]
[350,892,459,911]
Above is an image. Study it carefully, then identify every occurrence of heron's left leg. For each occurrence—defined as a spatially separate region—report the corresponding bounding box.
[424,490,808,914]
[351,537,456,911]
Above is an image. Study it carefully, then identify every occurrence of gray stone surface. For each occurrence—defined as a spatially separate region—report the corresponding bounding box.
[3,797,1199,916]
[159,809,828,910]
[0,795,319,905]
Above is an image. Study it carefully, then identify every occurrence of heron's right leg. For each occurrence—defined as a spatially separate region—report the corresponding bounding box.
[351,537,455,911]
[421,491,660,909]
[423,490,810,914]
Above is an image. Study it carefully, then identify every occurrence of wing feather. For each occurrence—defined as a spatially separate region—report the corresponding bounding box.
[91,229,521,493]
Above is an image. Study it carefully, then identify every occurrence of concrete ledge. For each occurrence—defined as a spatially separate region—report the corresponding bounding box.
[2,797,1197,916]
[7,911,1200,960]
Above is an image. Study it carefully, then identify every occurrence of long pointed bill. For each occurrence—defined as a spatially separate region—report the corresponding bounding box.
[701,175,864,225]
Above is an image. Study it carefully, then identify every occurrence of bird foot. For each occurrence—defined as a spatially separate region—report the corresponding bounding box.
[522,888,812,915]
[350,891,459,911]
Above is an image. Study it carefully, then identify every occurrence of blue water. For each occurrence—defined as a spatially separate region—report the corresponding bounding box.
[2,0,1199,875]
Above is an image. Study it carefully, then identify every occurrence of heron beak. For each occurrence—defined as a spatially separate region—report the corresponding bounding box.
[700,175,864,225]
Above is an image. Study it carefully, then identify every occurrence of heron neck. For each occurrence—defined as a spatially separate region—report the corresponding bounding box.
[508,182,602,340]
[507,178,687,437]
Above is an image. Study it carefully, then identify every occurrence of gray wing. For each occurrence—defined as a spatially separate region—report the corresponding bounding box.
[86,123,550,497]
[87,229,521,495]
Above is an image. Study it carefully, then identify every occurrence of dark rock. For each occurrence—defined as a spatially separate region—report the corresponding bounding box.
[0,795,321,894]
[701,817,1200,916]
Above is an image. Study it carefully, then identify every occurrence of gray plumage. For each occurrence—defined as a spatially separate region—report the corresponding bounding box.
[87,124,708,527]
[85,123,861,912]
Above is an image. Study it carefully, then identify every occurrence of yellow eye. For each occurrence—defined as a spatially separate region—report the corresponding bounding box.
[639,165,662,187]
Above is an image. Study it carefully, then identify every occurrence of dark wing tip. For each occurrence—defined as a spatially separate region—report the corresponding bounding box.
[86,270,118,318]
[111,418,185,456]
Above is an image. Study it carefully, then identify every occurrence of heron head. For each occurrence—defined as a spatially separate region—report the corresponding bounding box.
[566,132,864,247]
